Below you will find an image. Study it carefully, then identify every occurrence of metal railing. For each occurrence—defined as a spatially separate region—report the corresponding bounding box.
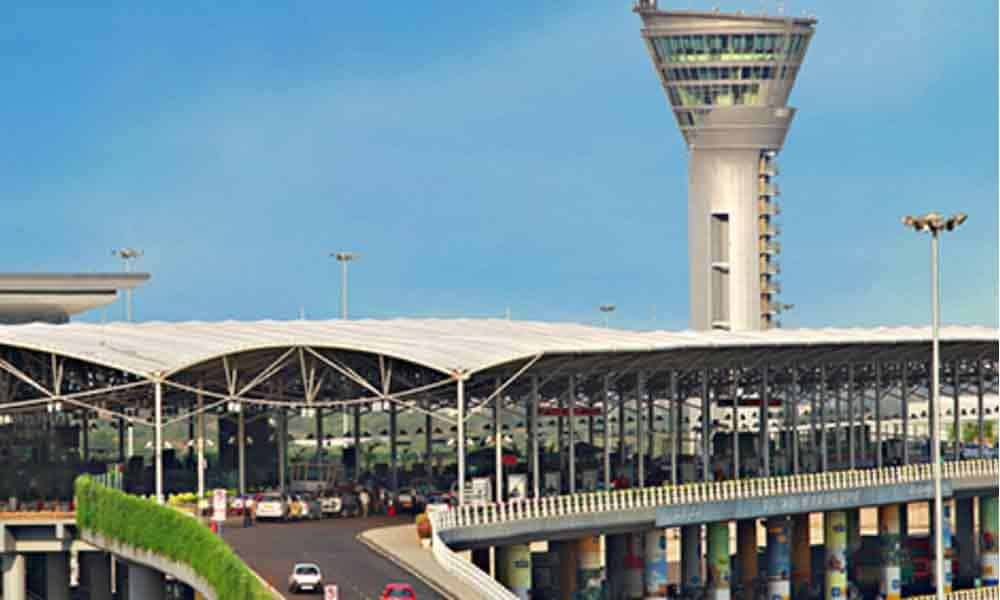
[913,588,1000,600]
[435,459,998,532]
[428,513,519,600]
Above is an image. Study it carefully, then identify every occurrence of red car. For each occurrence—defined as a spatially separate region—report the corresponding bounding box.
[380,583,416,599]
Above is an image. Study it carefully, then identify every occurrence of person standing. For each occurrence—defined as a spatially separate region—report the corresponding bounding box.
[359,488,370,518]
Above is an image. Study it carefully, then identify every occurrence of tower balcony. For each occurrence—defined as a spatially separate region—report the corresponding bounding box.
[759,239,781,255]
[759,181,780,197]
[761,280,782,295]
[759,260,781,276]
[758,221,781,237]
[759,158,780,177]
[758,199,781,217]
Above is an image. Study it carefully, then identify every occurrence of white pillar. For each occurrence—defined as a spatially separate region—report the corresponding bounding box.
[45,552,71,600]
[237,403,246,496]
[127,564,164,600]
[154,380,164,504]
[457,378,466,505]
[196,389,205,513]
[2,553,27,600]
[531,376,541,499]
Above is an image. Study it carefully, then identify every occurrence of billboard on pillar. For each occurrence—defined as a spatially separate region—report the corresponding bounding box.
[212,489,227,522]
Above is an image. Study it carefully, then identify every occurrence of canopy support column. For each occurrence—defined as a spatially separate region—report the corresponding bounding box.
[760,367,770,477]
[457,378,466,505]
[701,369,710,482]
[820,365,828,472]
[495,377,503,502]
[875,362,883,468]
[602,375,611,491]
[154,380,164,504]
[568,375,576,494]
[732,368,740,479]
[670,372,679,485]
[532,376,541,499]
[637,372,646,487]
[902,362,910,465]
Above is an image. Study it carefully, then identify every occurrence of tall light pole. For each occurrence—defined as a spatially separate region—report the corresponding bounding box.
[331,252,359,437]
[331,252,359,319]
[599,304,616,328]
[901,211,967,600]
[111,248,143,322]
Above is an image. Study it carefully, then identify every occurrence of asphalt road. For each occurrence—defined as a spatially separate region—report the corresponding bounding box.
[224,515,442,600]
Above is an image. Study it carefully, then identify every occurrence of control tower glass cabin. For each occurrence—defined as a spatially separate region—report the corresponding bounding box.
[634,1,816,331]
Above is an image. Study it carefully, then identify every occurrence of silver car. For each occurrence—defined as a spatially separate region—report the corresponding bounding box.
[288,562,323,594]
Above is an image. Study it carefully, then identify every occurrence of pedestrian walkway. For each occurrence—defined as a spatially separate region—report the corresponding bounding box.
[358,523,483,600]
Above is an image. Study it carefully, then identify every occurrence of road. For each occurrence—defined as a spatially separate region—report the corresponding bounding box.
[224,515,442,600]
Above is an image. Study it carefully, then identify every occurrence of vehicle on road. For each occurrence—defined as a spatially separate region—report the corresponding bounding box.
[321,488,360,517]
[288,563,323,594]
[395,488,425,514]
[296,494,323,520]
[256,493,290,521]
[380,583,416,599]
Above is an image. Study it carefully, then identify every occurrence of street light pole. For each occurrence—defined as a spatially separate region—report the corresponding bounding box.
[331,251,359,319]
[111,248,143,322]
[902,211,966,600]
[331,252,359,436]
[599,304,616,328]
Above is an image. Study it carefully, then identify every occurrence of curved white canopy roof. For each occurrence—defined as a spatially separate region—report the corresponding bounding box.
[0,319,995,380]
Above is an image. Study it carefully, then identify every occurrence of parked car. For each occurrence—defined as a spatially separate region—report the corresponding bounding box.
[297,494,323,520]
[380,583,416,599]
[288,563,323,594]
[321,489,360,517]
[397,488,428,514]
[256,493,289,521]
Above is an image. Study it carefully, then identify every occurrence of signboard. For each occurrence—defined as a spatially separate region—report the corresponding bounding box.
[212,489,227,522]
[468,477,493,505]
[507,474,527,501]
[324,584,338,600]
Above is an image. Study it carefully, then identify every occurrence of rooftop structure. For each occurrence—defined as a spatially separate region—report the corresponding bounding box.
[633,1,817,331]
[0,273,150,324]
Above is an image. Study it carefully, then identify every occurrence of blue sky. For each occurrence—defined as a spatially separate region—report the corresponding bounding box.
[2,1,997,330]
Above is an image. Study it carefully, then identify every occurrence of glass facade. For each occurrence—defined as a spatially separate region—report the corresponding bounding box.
[650,33,808,64]
[671,83,762,107]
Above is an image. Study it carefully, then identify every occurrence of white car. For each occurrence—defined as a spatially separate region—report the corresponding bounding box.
[255,494,289,521]
[288,563,323,594]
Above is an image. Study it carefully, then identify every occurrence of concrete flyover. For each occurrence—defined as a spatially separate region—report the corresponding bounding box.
[434,460,998,549]
[223,515,441,600]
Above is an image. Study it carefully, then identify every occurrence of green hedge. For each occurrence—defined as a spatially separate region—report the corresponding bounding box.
[75,476,273,600]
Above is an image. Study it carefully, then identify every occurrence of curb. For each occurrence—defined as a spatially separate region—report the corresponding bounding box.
[355,531,460,600]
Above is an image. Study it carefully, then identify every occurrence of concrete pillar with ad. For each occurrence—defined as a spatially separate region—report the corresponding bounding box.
[765,517,790,600]
[737,519,758,600]
[497,544,532,600]
[681,524,702,594]
[982,493,999,586]
[624,532,644,600]
[954,497,975,586]
[644,529,668,599]
[877,504,903,600]
[555,540,579,600]
[576,535,605,599]
[707,521,731,600]
[824,511,848,600]
[791,513,811,599]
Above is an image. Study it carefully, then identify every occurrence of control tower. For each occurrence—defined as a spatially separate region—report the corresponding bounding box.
[633,1,816,331]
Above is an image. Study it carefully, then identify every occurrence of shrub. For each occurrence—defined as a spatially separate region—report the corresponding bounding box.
[75,476,273,600]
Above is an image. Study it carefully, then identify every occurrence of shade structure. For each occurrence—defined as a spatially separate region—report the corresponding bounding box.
[0,319,993,380]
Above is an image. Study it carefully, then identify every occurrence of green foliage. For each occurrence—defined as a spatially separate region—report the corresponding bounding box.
[75,476,272,600]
